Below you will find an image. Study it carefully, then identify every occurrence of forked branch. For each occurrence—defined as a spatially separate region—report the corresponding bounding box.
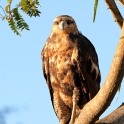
[75,20,124,124]
[74,1,124,123]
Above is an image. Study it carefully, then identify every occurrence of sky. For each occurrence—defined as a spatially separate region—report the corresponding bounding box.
[0,0,124,124]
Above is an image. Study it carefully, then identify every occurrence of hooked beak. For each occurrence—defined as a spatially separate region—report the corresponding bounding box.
[59,21,68,30]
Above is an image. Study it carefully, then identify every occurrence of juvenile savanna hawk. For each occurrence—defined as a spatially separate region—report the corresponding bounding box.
[41,15,101,124]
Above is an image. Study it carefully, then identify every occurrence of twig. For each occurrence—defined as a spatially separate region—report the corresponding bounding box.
[0,6,6,16]
[0,14,3,18]
[104,0,123,28]
[117,0,124,7]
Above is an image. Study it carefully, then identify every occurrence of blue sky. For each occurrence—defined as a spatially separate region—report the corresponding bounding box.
[0,0,124,124]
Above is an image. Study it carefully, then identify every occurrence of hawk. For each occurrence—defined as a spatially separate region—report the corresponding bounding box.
[41,15,101,124]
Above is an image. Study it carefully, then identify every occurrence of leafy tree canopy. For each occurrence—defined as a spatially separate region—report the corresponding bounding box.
[0,0,41,36]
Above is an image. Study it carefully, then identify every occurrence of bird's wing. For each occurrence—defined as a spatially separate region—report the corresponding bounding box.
[41,40,54,106]
[71,33,101,102]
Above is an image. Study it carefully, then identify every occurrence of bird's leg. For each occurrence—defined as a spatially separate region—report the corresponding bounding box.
[53,91,71,124]
[69,87,80,124]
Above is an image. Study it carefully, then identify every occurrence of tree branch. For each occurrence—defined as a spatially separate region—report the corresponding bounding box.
[75,20,124,124]
[104,0,123,28]
[96,103,124,124]
[117,0,124,7]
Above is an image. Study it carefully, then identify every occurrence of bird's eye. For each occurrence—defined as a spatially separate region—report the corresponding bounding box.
[54,21,59,25]
[67,20,73,25]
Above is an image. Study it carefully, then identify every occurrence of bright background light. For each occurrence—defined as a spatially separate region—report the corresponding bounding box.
[0,0,123,124]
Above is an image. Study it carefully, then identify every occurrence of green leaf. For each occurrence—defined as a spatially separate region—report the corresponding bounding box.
[5,4,10,13]
[19,0,41,17]
[7,0,13,4]
[118,83,121,92]
[12,8,30,31]
[2,17,5,21]
[8,18,21,36]
[31,6,36,10]
[93,0,98,22]
[30,0,33,4]
[1,0,41,36]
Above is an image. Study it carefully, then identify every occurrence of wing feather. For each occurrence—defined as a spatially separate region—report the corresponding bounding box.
[69,32,101,101]
[78,34,101,100]
[41,44,54,106]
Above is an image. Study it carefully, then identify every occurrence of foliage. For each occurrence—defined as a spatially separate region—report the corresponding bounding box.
[18,0,41,17]
[93,0,98,22]
[0,0,41,36]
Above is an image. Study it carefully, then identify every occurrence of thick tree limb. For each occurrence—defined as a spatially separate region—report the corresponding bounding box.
[96,103,124,124]
[75,21,124,124]
[74,1,124,124]
[104,0,123,28]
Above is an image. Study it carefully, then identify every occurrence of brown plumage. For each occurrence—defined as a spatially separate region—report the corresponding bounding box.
[41,15,101,124]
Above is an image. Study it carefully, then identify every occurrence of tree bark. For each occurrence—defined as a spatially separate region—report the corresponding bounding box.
[96,103,124,124]
[117,0,124,7]
[104,0,123,28]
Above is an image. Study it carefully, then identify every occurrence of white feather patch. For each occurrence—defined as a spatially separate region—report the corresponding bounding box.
[71,47,78,64]
[90,58,99,80]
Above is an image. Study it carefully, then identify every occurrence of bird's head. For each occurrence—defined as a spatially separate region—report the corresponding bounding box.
[51,15,78,35]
